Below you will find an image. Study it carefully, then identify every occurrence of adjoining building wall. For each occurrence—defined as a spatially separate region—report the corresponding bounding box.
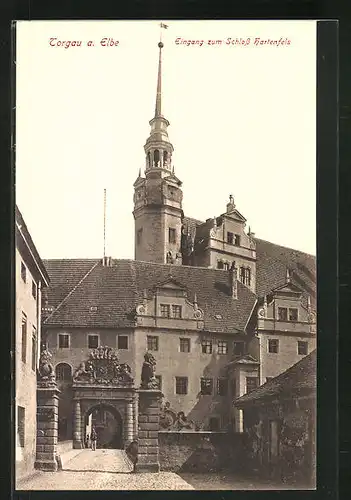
[15,248,40,479]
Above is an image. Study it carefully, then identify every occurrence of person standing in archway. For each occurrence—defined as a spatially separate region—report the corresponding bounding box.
[91,426,97,451]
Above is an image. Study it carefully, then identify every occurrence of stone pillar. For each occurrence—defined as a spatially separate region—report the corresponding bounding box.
[35,384,60,472]
[124,400,134,446]
[73,400,83,449]
[133,394,138,440]
[136,389,162,473]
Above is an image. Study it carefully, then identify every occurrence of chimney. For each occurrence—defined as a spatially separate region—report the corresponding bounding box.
[229,262,238,299]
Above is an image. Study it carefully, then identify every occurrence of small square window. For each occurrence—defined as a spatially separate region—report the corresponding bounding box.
[118,335,128,350]
[223,262,230,271]
[155,375,162,390]
[21,262,26,282]
[233,342,244,356]
[289,308,298,321]
[179,338,190,353]
[175,377,188,395]
[246,377,259,394]
[227,232,234,244]
[217,340,228,355]
[58,334,70,349]
[268,339,279,353]
[147,335,159,351]
[278,307,288,321]
[17,406,25,448]
[32,281,37,300]
[172,305,182,318]
[200,377,213,395]
[201,339,212,354]
[217,378,228,396]
[234,234,241,246]
[169,228,176,244]
[160,304,171,318]
[297,341,308,355]
[217,261,224,269]
[88,334,99,349]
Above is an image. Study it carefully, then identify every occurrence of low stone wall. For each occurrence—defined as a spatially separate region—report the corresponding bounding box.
[57,440,73,455]
[159,431,245,473]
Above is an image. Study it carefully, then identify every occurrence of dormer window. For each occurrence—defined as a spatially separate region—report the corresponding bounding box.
[239,267,251,286]
[234,234,241,246]
[172,305,182,318]
[278,307,288,321]
[160,304,171,318]
[227,232,234,244]
[223,262,230,271]
[217,261,224,270]
[289,308,298,321]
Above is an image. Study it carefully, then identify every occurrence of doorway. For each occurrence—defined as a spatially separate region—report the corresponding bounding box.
[85,403,123,449]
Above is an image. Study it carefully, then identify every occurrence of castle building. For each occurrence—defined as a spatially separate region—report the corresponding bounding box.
[40,40,316,443]
[15,206,50,479]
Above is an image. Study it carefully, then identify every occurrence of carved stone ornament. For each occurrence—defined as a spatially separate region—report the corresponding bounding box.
[37,349,56,385]
[140,351,159,389]
[136,304,146,315]
[159,400,195,431]
[73,346,134,386]
[194,310,203,320]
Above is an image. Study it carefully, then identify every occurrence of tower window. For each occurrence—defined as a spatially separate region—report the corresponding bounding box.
[169,228,176,244]
[163,151,168,165]
[154,149,160,166]
[239,267,251,286]
[137,228,143,245]
[227,232,234,244]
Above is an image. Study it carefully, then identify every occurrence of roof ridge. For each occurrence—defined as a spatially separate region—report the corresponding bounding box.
[255,237,316,258]
[44,260,101,323]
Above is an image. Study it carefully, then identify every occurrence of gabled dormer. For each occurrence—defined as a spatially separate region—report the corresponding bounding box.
[134,278,204,330]
[257,270,315,335]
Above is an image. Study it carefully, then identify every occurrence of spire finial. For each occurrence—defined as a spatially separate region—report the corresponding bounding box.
[138,168,141,177]
[155,23,168,118]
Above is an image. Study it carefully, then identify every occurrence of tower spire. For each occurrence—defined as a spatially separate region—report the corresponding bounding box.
[155,40,163,118]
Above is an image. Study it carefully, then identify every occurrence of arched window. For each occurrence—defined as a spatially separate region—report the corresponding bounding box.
[163,151,168,166]
[147,152,151,167]
[154,149,160,166]
[56,363,72,382]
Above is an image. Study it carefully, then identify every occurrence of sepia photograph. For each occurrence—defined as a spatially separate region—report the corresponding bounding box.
[15,19,317,491]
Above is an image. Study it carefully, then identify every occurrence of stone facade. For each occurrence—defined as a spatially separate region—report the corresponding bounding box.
[136,390,163,472]
[15,207,50,481]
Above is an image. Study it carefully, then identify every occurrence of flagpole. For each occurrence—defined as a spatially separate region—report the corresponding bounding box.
[103,188,106,260]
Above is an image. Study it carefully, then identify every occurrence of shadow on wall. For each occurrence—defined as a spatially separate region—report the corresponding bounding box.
[159,431,247,473]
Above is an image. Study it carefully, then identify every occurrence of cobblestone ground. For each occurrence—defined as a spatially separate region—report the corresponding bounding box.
[179,472,315,490]
[16,449,194,490]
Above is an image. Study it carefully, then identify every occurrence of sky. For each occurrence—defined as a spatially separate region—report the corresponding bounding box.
[16,20,317,259]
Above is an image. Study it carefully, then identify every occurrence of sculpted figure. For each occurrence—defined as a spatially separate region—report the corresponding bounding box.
[73,362,91,382]
[140,352,158,389]
[175,411,195,431]
[38,349,55,381]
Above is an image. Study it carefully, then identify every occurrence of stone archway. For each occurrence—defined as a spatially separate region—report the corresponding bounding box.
[84,403,123,449]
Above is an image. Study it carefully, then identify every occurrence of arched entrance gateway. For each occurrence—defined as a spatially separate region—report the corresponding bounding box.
[84,403,123,449]
[71,347,137,450]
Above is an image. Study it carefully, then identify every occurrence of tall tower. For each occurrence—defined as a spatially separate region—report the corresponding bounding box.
[133,40,183,264]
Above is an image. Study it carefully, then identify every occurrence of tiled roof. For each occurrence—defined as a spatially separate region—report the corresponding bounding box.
[43,259,256,333]
[182,216,204,235]
[16,206,50,285]
[234,350,316,407]
[254,238,316,304]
